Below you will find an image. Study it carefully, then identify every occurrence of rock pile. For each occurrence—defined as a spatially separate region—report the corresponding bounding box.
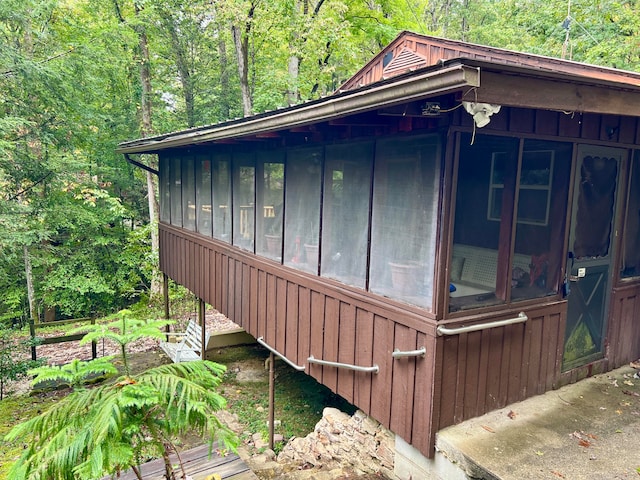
[247,407,395,479]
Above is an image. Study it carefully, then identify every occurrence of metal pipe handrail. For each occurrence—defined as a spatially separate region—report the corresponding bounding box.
[436,312,528,336]
[256,337,305,371]
[307,355,379,374]
[392,347,427,358]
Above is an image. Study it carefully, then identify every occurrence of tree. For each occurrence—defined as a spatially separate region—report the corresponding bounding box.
[5,311,237,480]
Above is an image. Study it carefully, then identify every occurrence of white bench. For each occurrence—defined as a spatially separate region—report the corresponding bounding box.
[450,244,531,297]
[159,319,209,363]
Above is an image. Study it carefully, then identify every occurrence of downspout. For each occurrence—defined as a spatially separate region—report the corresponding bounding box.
[124,153,159,176]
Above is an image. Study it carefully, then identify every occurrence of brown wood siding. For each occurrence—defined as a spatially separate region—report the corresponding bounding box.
[453,108,640,146]
[432,304,566,432]
[159,223,440,456]
[609,284,640,367]
[340,32,640,91]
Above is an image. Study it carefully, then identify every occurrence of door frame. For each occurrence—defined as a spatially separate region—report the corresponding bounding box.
[563,144,628,371]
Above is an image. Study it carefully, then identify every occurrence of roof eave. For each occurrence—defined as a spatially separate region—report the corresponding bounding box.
[116,64,480,154]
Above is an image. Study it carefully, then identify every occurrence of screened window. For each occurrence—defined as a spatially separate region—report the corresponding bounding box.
[321,142,373,288]
[256,153,284,260]
[284,147,322,272]
[182,157,196,231]
[621,150,640,278]
[369,135,441,309]
[196,155,212,236]
[169,156,182,227]
[232,153,255,251]
[449,134,571,311]
[159,156,171,223]
[212,154,231,242]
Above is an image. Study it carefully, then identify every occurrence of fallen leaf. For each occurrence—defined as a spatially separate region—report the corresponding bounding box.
[623,389,640,397]
[482,425,495,433]
[578,439,591,447]
[624,380,635,386]
[551,471,566,478]
[535,450,544,456]
[507,410,517,420]
[616,409,623,415]
[613,379,619,387]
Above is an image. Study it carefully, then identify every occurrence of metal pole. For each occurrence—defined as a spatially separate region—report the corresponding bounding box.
[199,298,206,360]
[91,318,97,359]
[163,273,170,335]
[29,319,36,361]
[268,352,275,450]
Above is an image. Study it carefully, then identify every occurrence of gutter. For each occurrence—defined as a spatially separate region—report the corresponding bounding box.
[116,64,480,154]
[124,153,159,175]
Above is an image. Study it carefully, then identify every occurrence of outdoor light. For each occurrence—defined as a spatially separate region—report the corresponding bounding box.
[463,101,502,128]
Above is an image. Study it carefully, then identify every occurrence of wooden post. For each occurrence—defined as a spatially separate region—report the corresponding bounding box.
[28,318,37,361]
[199,297,206,360]
[268,352,275,450]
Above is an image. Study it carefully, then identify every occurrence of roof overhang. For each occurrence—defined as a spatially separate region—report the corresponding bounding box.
[118,59,640,155]
[117,64,480,154]
[462,59,640,117]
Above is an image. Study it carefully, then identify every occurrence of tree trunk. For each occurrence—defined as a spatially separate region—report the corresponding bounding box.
[23,246,37,324]
[218,38,231,119]
[135,3,162,299]
[161,11,195,127]
[231,24,252,116]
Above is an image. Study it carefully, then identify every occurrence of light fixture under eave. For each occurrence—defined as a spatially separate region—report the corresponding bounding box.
[463,101,502,128]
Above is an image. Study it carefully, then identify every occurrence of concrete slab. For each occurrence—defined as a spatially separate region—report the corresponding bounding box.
[436,365,640,480]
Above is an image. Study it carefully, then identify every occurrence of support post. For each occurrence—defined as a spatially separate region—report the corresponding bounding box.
[29,319,36,361]
[268,352,275,450]
[91,318,97,359]
[199,298,206,360]
[163,273,170,335]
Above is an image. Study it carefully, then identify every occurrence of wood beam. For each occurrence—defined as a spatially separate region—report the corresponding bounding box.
[473,71,640,117]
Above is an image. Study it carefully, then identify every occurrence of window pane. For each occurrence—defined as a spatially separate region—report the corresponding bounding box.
[196,155,212,236]
[321,142,373,288]
[284,147,322,272]
[182,157,196,231]
[511,140,571,302]
[233,153,255,251]
[449,134,518,312]
[621,150,640,278]
[159,155,171,223]
[256,153,284,260]
[212,154,231,242]
[369,135,440,309]
[169,156,182,227]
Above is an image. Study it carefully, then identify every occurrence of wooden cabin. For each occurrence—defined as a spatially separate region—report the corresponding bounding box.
[118,32,640,463]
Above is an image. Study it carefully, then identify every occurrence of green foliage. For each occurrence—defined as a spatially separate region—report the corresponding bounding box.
[5,311,237,480]
[28,357,118,391]
[0,327,43,400]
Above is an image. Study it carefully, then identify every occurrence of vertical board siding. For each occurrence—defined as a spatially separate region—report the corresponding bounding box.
[610,285,640,367]
[433,305,566,434]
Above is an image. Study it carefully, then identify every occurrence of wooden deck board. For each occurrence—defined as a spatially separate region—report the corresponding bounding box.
[103,443,257,480]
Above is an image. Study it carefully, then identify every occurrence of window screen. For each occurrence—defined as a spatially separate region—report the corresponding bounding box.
[284,147,322,272]
[256,153,284,260]
[159,156,171,223]
[196,155,212,236]
[212,154,231,242]
[169,156,182,227]
[321,142,373,288]
[369,135,440,309]
[182,157,196,231]
[232,153,255,251]
[621,150,640,278]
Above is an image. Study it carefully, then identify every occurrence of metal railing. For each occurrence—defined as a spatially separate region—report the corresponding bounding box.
[392,347,426,358]
[436,311,528,336]
[307,355,379,374]
[256,337,305,371]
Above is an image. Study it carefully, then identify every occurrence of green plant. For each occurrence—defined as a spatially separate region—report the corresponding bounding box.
[5,310,237,480]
